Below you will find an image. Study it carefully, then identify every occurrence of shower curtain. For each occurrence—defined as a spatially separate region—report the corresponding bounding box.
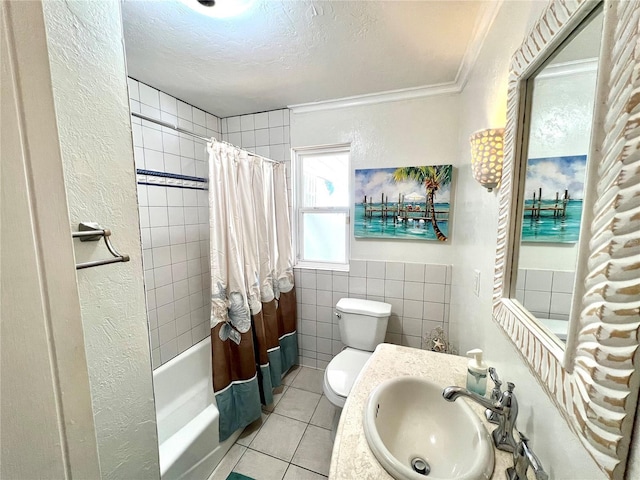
[208,140,298,441]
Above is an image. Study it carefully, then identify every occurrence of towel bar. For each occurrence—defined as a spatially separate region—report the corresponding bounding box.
[72,222,130,270]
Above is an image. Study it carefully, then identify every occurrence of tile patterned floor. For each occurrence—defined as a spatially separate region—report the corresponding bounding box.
[209,366,336,480]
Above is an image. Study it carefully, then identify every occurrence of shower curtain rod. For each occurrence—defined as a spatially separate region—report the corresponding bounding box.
[131,112,283,164]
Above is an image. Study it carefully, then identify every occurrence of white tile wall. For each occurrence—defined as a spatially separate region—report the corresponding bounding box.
[222,109,292,204]
[129,78,221,180]
[294,261,452,369]
[129,78,294,369]
[515,268,575,320]
[129,77,221,369]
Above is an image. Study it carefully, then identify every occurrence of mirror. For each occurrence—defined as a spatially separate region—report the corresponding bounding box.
[513,8,604,345]
[493,0,640,478]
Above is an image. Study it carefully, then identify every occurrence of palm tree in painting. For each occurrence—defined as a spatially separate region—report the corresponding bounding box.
[393,165,452,241]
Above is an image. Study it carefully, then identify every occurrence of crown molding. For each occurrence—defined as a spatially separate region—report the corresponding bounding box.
[289,1,503,115]
[454,0,504,90]
[288,82,461,114]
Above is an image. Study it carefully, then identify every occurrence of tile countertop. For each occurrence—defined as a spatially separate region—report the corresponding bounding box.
[329,343,523,480]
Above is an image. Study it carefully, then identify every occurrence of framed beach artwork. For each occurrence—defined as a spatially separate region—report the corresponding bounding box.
[521,155,587,243]
[354,165,453,242]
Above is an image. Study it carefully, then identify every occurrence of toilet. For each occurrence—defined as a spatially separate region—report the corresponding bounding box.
[323,298,391,429]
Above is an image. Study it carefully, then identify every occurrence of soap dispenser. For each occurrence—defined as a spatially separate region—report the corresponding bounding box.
[466,349,488,395]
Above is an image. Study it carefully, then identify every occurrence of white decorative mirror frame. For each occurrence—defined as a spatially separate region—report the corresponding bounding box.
[493,0,640,478]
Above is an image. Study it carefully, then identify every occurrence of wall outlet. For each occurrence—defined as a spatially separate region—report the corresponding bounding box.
[473,270,481,297]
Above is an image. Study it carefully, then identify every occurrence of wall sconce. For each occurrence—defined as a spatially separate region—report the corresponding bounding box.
[469,128,505,192]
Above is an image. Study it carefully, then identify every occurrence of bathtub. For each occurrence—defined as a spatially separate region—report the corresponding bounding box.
[539,317,569,341]
[153,336,241,480]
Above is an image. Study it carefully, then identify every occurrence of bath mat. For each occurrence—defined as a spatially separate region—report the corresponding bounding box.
[226,473,254,480]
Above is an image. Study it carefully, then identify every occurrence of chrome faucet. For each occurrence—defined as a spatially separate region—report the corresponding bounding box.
[486,367,502,424]
[507,432,549,480]
[442,381,519,452]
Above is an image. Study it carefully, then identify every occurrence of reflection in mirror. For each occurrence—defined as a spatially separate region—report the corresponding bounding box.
[513,8,603,345]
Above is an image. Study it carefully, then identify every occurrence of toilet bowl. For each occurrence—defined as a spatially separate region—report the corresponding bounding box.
[323,298,391,413]
[323,348,372,408]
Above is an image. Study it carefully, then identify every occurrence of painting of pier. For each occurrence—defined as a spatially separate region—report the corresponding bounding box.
[522,155,587,243]
[354,165,453,241]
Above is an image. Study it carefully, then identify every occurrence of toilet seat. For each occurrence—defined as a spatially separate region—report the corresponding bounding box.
[323,348,373,408]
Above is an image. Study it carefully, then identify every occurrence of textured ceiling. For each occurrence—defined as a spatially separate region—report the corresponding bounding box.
[122,0,486,117]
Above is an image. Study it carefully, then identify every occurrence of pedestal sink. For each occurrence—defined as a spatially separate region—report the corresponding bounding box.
[363,376,495,480]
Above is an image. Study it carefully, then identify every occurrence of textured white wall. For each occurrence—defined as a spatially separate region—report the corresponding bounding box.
[518,243,578,270]
[42,1,160,478]
[291,94,460,264]
[449,1,603,478]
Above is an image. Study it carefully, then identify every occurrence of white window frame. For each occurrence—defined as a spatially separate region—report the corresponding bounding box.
[292,144,351,271]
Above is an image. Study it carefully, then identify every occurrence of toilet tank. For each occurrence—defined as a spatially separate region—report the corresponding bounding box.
[336,298,391,351]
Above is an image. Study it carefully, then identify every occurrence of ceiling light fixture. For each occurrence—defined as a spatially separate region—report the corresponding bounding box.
[181,0,255,18]
[469,128,505,192]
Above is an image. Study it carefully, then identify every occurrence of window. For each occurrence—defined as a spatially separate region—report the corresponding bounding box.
[292,145,350,269]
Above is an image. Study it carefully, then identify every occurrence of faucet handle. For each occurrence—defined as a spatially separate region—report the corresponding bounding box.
[507,433,549,480]
[485,368,502,424]
[492,381,518,453]
[488,367,502,388]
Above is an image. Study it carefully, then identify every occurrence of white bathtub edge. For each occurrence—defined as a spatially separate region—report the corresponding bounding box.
[182,428,241,480]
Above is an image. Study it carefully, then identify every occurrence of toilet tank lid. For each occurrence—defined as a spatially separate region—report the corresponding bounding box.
[336,298,391,317]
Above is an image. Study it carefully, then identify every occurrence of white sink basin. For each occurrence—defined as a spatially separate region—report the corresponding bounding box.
[363,376,494,480]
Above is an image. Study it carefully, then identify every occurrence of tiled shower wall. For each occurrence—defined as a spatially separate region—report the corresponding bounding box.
[129,77,220,368]
[293,260,452,369]
[515,268,575,320]
[128,78,293,368]
[221,110,292,205]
